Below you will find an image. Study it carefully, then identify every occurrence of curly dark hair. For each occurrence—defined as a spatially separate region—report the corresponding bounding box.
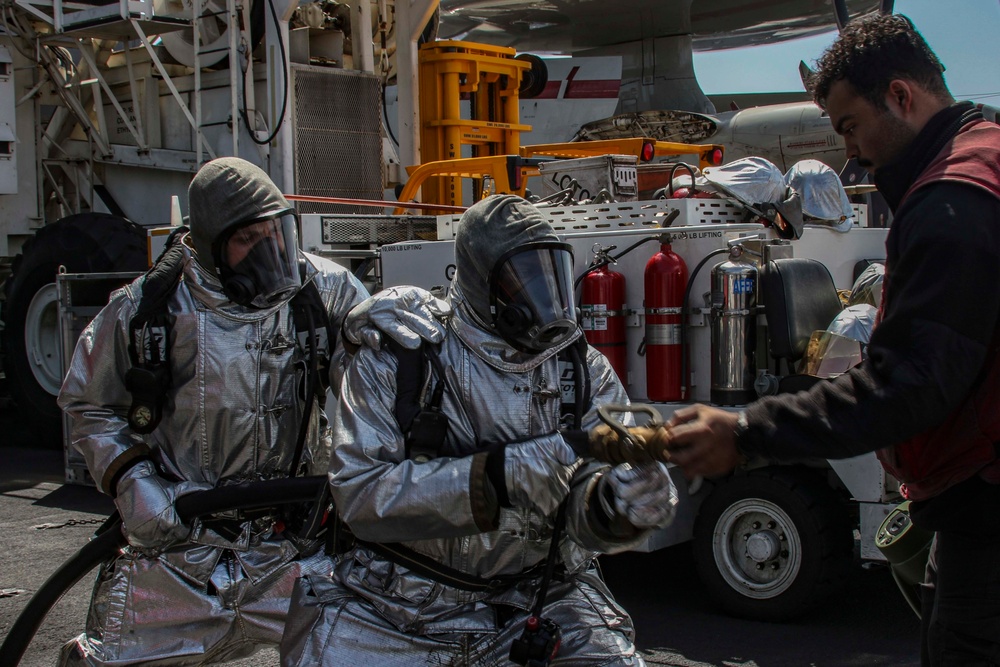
[809,13,951,109]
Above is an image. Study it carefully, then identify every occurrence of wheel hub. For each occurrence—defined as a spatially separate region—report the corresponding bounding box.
[746,530,781,563]
[24,282,62,396]
[713,499,802,599]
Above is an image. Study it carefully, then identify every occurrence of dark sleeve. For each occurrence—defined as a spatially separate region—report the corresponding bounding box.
[741,183,1000,462]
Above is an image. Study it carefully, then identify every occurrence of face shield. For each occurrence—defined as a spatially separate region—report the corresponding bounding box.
[802,331,864,378]
[488,241,578,353]
[213,213,301,308]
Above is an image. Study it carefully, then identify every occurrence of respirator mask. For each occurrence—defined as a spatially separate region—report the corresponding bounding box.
[213,213,301,308]
[488,241,578,353]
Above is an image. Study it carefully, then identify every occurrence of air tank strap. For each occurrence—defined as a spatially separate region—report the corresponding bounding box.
[125,226,188,434]
[357,540,558,592]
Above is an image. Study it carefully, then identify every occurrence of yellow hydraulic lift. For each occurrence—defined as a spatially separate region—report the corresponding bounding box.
[402,40,726,214]
[418,40,532,207]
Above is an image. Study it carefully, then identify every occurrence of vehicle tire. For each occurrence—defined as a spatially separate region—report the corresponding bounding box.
[3,213,147,448]
[516,53,548,99]
[692,466,853,621]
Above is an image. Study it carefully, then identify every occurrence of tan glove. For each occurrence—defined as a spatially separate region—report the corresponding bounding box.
[588,423,673,465]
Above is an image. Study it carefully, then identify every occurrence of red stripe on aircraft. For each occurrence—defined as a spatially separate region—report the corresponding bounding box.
[565,79,621,98]
[535,79,621,99]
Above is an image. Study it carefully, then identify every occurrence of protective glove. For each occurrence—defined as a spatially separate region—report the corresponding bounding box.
[487,436,581,516]
[588,423,672,465]
[601,461,678,530]
[114,461,208,551]
[343,286,451,350]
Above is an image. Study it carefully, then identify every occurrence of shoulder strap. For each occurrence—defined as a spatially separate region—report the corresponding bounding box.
[557,336,592,430]
[390,339,427,437]
[387,339,449,462]
[287,278,338,478]
[127,226,188,367]
[124,226,188,434]
[291,278,337,401]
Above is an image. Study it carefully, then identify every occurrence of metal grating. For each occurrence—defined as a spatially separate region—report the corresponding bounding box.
[293,65,384,215]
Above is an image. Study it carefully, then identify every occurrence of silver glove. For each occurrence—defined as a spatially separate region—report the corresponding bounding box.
[504,436,581,516]
[603,461,678,530]
[343,286,451,350]
[114,461,209,551]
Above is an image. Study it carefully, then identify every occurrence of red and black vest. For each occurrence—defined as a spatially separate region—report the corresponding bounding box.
[876,119,1000,500]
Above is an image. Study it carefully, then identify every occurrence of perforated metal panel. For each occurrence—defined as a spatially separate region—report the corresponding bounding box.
[436,199,745,239]
[320,214,437,245]
[434,200,870,239]
[292,65,384,214]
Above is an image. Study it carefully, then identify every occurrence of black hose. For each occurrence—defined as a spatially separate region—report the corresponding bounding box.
[382,85,398,147]
[680,248,729,400]
[287,303,318,478]
[573,235,667,293]
[0,515,123,666]
[669,162,697,198]
[243,0,288,145]
[0,476,327,666]
[174,475,326,519]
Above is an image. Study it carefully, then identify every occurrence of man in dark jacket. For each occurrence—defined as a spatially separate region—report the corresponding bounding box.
[665,14,1000,666]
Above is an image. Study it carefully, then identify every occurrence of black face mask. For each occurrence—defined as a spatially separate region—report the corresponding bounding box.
[488,241,579,353]
[214,214,301,308]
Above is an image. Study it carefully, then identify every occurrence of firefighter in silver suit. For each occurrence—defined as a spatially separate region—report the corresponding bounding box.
[57,157,449,666]
[281,195,679,666]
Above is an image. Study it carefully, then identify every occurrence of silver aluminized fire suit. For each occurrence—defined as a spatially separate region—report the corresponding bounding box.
[281,289,652,666]
[57,239,366,666]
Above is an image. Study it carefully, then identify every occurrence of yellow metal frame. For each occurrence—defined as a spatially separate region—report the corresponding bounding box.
[520,138,724,170]
[394,155,538,214]
[393,140,726,214]
[418,40,531,207]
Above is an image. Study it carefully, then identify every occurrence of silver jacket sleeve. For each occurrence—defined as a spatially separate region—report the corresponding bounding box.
[329,300,653,588]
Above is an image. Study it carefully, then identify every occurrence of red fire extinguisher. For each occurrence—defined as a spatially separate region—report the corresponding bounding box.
[644,241,689,402]
[581,250,628,385]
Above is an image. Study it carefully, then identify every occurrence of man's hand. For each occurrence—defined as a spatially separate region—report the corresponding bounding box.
[343,286,452,350]
[665,404,744,479]
[114,462,209,551]
[588,423,672,465]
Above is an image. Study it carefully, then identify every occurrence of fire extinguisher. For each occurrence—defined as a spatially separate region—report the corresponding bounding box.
[644,240,689,402]
[580,246,628,385]
[710,245,758,406]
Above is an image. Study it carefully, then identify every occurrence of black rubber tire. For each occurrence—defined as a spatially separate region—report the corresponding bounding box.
[2,213,147,448]
[516,53,548,99]
[692,466,853,621]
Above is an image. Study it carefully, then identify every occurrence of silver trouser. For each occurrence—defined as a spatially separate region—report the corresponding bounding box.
[59,544,330,667]
[280,567,644,667]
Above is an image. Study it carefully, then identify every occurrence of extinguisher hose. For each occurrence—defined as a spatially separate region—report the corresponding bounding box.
[680,248,730,400]
[574,208,683,293]
[573,236,659,296]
